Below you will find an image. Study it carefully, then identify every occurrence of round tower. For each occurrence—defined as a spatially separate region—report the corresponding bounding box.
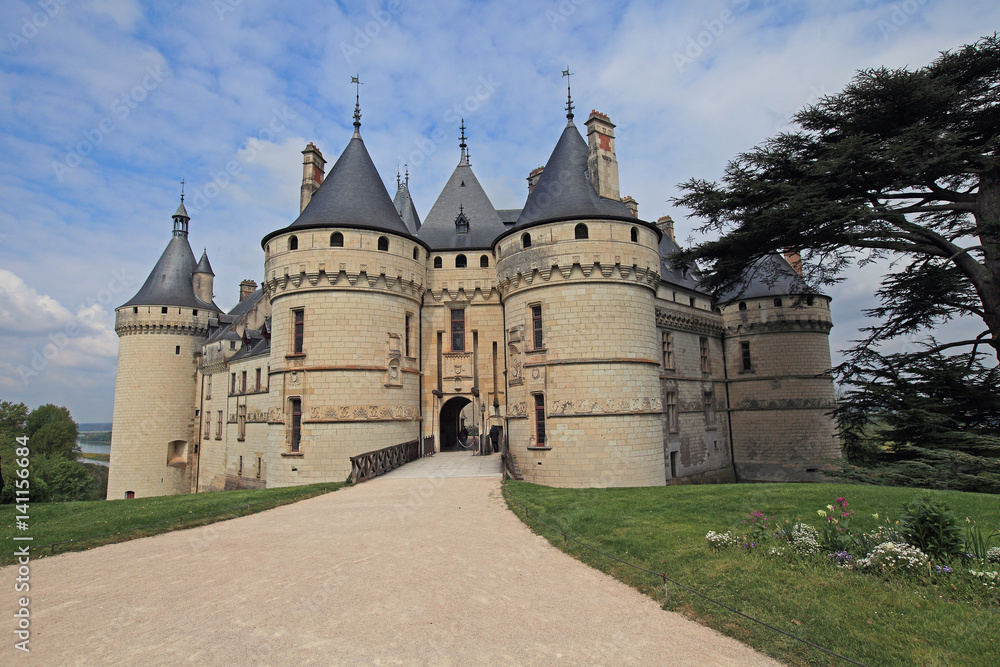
[494,111,665,488]
[108,201,221,499]
[259,105,428,486]
[720,254,840,481]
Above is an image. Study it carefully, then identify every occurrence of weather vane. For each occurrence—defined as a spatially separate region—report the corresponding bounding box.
[352,75,363,129]
[562,67,574,121]
[180,178,185,202]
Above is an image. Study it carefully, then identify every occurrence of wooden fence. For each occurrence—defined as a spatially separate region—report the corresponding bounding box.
[349,435,436,485]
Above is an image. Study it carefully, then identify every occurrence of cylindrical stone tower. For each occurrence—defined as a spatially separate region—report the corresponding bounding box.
[494,116,665,487]
[108,202,221,499]
[720,254,840,481]
[260,115,427,486]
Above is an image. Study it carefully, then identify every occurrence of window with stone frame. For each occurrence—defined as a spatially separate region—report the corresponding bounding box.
[290,398,302,452]
[703,389,716,426]
[216,410,223,440]
[405,313,412,357]
[665,390,678,432]
[661,331,674,370]
[699,337,711,373]
[534,393,546,446]
[238,404,246,440]
[293,308,305,354]
[451,308,465,352]
[255,367,262,391]
[241,370,247,393]
[204,416,211,440]
[206,374,212,400]
[530,304,543,349]
[740,341,752,371]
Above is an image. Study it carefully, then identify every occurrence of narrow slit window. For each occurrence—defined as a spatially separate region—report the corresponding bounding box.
[451,309,465,352]
[534,394,546,446]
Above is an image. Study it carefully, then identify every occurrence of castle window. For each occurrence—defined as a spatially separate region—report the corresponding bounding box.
[631,227,638,243]
[289,235,298,250]
[331,232,344,247]
[231,372,237,394]
[434,257,443,268]
[451,309,465,352]
[574,223,588,239]
[289,398,302,452]
[413,247,420,260]
[665,391,678,432]
[534,394,546,446]
[257,456,262,479]
[741,341,752,371]
[162,307,168,314]
[662,331,674,370]
[456,254,467,268]
[125,491,135,499]
[806,296,815,306]
[293,309,304,354]
[522,233,531,248]
[405,314,412,357]
[193,310,198,316]
[133,307,138,314]
[670,451,678,479]
[690,297,697,308]
[738,302,747,311]
[238,404,246,440]
[216,410,223,440]
[704,390,716,426]
[377,236,389,251]
[204,416,211,439]
[480,254,489,268]
[455,211,469,234]
[773,298,783,308]
[255,368,261,391]
[700,337,711,373]
[531,304,543,349]
[230,341,236,350]
[241,370,247,393]
[206,374,212,400]
[175,345,180,355]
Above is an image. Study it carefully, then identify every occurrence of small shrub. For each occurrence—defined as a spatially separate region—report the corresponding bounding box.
[790,522,821,556]
[899,496,964,560]
[987,547,1000,564]
[855,542,929,573]
[706,530,738,550]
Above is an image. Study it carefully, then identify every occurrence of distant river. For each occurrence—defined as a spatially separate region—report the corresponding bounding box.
[77,439,111,467]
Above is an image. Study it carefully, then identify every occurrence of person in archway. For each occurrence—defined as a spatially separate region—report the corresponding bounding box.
[458,426,468,450]
[489,424,501,454]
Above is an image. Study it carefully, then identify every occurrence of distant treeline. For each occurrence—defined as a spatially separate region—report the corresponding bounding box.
[78,422,112,432]
[79,431,111,445]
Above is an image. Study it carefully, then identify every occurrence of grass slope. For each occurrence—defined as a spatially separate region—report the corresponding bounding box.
[0,482,344,566]
[504,481,1000,667]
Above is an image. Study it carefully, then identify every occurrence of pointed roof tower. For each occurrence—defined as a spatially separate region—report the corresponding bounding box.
[417,121,506,250]
[262,79,418,247]
[393,165,421,234]
[121,199,221,311]
[194,249,215,276]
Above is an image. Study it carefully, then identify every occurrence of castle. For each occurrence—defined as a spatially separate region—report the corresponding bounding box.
[107,97,840,499]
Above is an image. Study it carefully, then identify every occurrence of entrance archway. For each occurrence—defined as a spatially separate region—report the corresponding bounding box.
[439,396,471,451]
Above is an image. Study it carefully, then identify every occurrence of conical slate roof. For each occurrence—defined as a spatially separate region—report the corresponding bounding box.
[417,157,506,250]
[393,180,421,234]
[194,249,215,275]
[121,234,219,311]
[658,234,703,292]
[717,253,817,302]
[263,131,414,245]
[513,122,635,229]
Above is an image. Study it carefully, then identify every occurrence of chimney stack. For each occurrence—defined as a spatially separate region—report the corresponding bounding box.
[656,215,675,241]
[527,166,544,192]
[239,279,258,302]
[585,110,620,200]
[784,249,803,277]
[622,196,638,218]
[300,143,326,213]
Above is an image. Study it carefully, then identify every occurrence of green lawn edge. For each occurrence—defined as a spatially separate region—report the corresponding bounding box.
[0,481,346,566]
[502,480,1000,667]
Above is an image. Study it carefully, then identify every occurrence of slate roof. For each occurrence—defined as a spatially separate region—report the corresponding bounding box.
[194,250,214,275]
[393,181,421,234]
[417,155,507,250]
[497,208,521,226]
[121,233,220,311]
[205,288,264,346]
[658,234,703,292]
[717,253,816,302]
[262,130,417,246]
[511,121,637,230]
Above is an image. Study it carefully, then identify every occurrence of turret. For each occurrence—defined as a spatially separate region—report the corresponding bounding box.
[193,250,215,303]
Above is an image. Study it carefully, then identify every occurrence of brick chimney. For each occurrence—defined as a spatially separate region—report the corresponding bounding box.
[657,215,675,241]
[527,166,544,192]
[239,279,258,302]
[784,249,803,277]
[300,143,326,213]
[622,196,638,218]
[585,110,620,200]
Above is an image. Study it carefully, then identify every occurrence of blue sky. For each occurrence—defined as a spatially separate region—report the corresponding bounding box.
[1,0,996,422]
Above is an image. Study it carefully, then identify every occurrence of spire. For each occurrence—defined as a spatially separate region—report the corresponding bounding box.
[459,119,468,165]
[172,180,189,237]
[351,75,363,136]
[562,67,574,123]
[397,166,401,189]
[405,164,409,187]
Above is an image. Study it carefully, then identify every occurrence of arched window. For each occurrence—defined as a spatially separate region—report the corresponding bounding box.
[522,233,531,248]
[456,254,467,268]
[289,235,298,251]
[331,232,344,247]
[806,296,815,306]
[413,247,420,260]
[480,255,489,267]
[630,227,638,242]
[575,223,588,239]
[377,236,389,251]
[434,256,443,268]
[738,302,747,311]
[773,298,783,308]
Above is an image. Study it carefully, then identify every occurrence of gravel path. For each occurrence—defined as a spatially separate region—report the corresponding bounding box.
[2,454,779,665]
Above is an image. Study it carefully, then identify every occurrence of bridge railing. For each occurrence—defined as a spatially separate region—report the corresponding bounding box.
[349,439,420,484]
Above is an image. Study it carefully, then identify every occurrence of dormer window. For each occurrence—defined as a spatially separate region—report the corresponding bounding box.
[455,208,469,234]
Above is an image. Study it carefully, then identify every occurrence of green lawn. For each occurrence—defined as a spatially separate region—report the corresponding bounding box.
[0,482,344,566]
[504,481,1000,667]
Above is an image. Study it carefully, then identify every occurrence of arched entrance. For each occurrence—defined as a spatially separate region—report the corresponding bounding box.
[439,396,471,451]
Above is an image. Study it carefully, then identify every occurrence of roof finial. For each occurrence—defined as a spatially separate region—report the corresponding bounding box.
[562,67,574,122]
[180,178,185,203]
[404,164,409,187]
[459,119,468,164]
[351,75,363,134]
[397,166,401,189]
